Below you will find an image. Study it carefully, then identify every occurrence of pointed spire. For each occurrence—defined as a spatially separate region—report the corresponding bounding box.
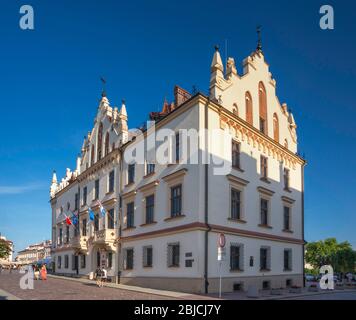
[256,25,262,52]
[211,45,224,73]
[52,170,57,184]
[120,99,127,118]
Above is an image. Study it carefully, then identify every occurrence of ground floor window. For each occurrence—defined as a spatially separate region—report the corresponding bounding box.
[96,251,100,267]
[124,248,134,270]
[64,255,69,269]
[143,246,153,267]
[57,256,62,269]
[108,252,113,268]
[167,243,180,267]
[80,255,86,269]
[284,249,292,271]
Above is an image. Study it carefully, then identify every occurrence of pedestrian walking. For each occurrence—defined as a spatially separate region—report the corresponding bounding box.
[99,267,108,288]
[95,267,102,287]
[34,265,40,280]
[40,264,47,280]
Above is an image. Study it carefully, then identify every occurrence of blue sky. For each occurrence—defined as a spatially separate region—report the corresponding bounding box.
[0,0,355,253]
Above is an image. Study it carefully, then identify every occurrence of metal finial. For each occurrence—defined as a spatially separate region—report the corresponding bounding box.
[257,25,262,51]
[100,76,107,97]
[214,45,219,52]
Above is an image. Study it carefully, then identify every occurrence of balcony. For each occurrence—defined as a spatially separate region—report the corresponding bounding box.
[71,236,88,253]
[93,229,116,250]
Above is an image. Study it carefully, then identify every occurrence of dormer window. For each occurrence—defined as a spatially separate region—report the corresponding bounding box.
[97,123,103,161]
[259,82,268,134]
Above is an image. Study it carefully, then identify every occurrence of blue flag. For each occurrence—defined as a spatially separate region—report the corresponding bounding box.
[89,208,95,221]
[72,214,78,225]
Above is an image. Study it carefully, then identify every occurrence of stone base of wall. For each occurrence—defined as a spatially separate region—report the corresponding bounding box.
[120,274,303,294]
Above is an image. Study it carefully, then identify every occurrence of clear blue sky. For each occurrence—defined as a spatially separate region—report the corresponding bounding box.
[0,0,355,253]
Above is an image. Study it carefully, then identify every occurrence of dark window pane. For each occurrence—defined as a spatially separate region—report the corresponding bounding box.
[231,189,241,220]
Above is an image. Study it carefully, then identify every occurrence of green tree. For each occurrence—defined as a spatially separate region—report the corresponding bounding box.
[0,239,12,259]
[306,238,356,273]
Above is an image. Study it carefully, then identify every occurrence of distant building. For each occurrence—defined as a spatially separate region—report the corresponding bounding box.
[0,235,14,264]
[16,240,52,265]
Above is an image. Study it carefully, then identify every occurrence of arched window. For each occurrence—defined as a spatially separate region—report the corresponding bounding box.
[245,92,253,125]
[91,145,95,166]
[232,103,238,116]
[97,123,103,161]
[259,82,268,134]
[284,139,288,149]
[273,113,279,142]
[105,132,110,156]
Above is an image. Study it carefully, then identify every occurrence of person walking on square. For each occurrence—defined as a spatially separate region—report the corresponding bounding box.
[99,267,107,288]
[34,265,40,280]
[40,264,47,280]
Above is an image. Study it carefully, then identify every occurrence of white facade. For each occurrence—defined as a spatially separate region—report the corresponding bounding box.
[50,44,305,293]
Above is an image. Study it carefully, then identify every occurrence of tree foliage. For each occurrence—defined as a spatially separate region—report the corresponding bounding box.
[305,238,356,273]
[0,239,12,259]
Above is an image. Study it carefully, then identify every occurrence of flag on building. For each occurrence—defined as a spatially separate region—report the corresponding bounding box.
[71,212,78,226]
[97,200,106,217]
[89,208,95,221]
[64,214,72,226]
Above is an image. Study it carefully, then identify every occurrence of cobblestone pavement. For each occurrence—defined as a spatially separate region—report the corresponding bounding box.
[0,271,175,300]
[284,291,356,300]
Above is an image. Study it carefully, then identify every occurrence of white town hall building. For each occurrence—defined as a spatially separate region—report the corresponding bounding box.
[50,41,306,294]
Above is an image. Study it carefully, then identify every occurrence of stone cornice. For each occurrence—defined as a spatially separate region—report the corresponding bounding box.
[226,174,249,186]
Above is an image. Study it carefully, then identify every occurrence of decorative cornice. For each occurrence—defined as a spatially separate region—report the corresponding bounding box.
[137,180,160,193]
[226,174,249,186]
[162,168,188,183]
[257,186,275,197]
[281,196,295,204]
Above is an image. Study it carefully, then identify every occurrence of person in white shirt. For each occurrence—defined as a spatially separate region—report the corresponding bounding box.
[99,268,108,288]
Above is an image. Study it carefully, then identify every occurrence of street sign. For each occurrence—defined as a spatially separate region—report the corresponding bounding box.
[217,246,226,261]
[218,233,226,248]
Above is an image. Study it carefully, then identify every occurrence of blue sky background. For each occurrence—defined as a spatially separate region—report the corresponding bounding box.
[0,0,355,254]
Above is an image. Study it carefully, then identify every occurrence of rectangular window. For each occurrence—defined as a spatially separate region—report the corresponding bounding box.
[82,219,87,236]
[126,202,134,228]
[59,228,63,245]
[260,199,269,226]
[260,156,268,179]
[170,185,182,217]
[72,255,76,270]
[58,256,62,269]
[284,168,290,190]
[64,255,69,269]
[65,226,70,243]
[94,179,99,200]
[260,117,266,134]
[145,195,155,224]
[231,188,241,220]
[230,245,242,271]
[168,243,180,267]
[108,252,113,268]
[74,193,79,210]
[146,163,155,175]
[283,206,290,231]
[260,247,270,271]
[108,170,115,193]
[143,246,153,267]
[232,141,241,169]
[83,186,87,206]
[175,132,180,162]
[96,251,100,267]
[128,164,135,184]
[125,249,134,270]
[80,255,86,269]
[284,249,292,271]
[108,209,115,229]
[94,213,99,231]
